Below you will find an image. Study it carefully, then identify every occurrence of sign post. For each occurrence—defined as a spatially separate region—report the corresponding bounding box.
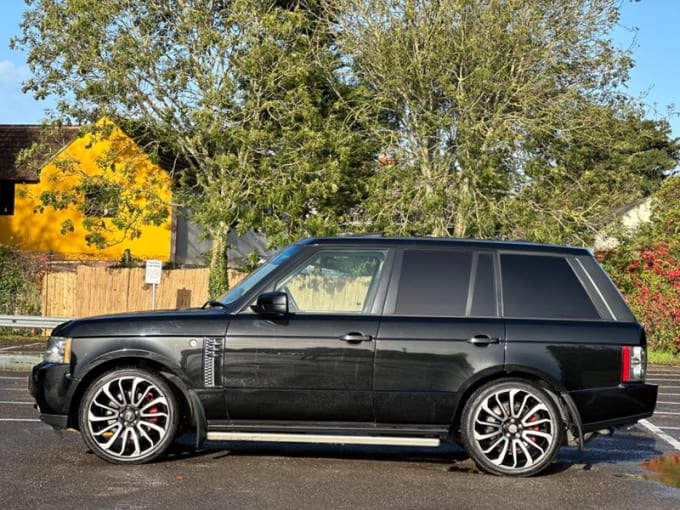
[145,260,163,310]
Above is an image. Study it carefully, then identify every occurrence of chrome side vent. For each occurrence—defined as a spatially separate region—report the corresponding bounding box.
[202,337,224,388]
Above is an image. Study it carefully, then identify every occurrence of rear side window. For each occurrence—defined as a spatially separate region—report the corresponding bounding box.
[501,254,599,319]
[395,250,473,316]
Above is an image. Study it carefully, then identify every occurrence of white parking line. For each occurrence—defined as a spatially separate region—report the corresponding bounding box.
[0,419,39,422]
[652,411,680,416]
[656,401,680,405]
[0,401,33,405]
[640,419,680,450]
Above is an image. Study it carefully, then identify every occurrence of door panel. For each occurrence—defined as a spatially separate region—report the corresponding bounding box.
[375,318,505,424]
[224,315,377,422]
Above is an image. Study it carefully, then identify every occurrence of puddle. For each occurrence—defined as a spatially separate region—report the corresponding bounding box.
[641,452,680,489]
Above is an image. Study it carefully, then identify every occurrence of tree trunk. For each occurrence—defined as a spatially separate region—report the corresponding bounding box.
[208,227,229,299]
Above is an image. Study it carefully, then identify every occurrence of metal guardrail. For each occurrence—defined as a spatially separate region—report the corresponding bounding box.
[0,315,71,329]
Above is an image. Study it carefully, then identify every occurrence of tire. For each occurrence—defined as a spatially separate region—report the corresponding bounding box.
[461,379,564,477]
[78,368,179,464]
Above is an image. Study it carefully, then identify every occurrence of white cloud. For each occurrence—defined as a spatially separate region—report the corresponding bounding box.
[0,59,52,123]
[0,59,28,85]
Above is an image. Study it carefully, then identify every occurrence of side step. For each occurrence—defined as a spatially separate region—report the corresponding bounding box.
[205,432,441,448]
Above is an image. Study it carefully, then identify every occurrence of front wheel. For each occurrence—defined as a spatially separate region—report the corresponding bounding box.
[461,379,564,477]
[78,368,179,464]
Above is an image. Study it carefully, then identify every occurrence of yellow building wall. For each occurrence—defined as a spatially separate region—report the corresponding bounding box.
[0,123,173,261]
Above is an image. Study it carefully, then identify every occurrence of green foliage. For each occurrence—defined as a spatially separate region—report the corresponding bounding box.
[648,350,680,366]
[331,0,679,243]
[509,105,679,244]
[208,234,229,299]
[0,246,41,316]
[601,242,680,354]
[600,177,680,354]
[642,174,680,243]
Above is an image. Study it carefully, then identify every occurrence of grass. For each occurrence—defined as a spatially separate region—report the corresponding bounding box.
[649,350,680,366]
[0,332,47,350]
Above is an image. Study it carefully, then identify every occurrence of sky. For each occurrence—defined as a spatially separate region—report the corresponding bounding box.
[0,1,678,139]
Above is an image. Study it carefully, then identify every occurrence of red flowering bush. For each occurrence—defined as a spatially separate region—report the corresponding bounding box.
[600,242,680,353]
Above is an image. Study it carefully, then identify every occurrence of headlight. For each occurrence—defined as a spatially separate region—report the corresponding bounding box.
[44,336,72,364]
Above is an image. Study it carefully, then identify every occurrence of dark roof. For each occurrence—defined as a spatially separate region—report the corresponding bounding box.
[0,122,188,184]
[0,125,79,182]
[297,236,592,256]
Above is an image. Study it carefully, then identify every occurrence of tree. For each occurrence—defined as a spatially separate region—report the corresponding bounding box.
[506,102,680,243]
[13,0,377,296]
[328,0,679,243]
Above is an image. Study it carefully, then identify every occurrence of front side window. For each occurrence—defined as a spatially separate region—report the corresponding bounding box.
[275,250,387,314]
[501,253,599,319]
[219,244,303,307]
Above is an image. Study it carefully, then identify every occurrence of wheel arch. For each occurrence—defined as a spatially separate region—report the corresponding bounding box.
[450,367,580,444]
[67,355,195,432]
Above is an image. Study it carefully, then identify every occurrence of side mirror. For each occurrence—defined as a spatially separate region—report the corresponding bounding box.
[251,291,289,317]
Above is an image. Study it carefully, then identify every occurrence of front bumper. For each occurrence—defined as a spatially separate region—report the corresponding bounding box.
[29,361,74,430]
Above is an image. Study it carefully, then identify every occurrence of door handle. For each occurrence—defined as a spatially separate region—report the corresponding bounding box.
[468,335,500,346]
[340,332,373,343]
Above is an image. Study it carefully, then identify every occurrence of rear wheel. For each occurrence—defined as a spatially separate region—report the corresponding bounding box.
[78,368,179,464]
[461,379,564,477]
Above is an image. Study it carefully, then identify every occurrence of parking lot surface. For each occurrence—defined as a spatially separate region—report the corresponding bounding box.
[641,365,680,448]
[2,363,680,509]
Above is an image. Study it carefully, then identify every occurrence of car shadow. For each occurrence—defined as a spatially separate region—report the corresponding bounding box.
[161,424,666,476]
[164,433,471,467]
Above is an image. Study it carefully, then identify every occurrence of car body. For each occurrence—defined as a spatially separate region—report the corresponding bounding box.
[29,236,658,476]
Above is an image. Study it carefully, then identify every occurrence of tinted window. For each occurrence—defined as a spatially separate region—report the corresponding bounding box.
[501,254,599,319]
[395,250,472,316]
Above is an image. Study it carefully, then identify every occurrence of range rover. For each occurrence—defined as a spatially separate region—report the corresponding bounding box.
[29,236,658,476]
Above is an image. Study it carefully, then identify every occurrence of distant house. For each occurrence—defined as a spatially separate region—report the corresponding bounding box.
[0,122,210,264]
[594,198,653,251]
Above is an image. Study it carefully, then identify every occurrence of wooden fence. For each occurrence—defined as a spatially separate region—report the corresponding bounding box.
[42,266,245,318]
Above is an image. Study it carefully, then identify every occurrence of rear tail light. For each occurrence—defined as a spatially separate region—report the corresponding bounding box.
[621,345,646,382]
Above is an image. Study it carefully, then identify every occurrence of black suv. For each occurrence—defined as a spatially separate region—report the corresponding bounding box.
[30,236,657,476]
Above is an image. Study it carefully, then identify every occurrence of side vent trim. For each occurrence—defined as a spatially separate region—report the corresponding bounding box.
[202,337,224,388]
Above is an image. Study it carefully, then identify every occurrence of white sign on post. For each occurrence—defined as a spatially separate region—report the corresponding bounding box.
[145,260,163,310]
[145,260,163,284]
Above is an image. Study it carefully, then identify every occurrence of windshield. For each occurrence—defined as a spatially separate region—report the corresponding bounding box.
[217,244,303,307]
